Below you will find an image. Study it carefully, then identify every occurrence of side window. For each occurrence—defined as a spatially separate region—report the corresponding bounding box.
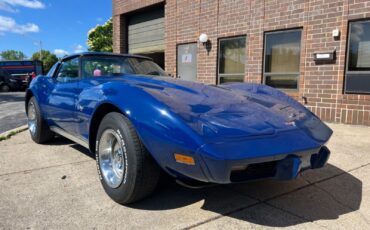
[47,63,59,77]
[263,29,302,90]
[56,58,80,82]
[218,36,246,84]
[82,57,134,78]
[345,20,370,94]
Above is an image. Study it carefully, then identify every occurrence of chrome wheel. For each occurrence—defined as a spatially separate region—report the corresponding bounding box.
[98,129,125,188]
[28,101,37,135]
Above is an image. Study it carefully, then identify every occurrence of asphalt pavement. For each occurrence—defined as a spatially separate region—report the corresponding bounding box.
[0,92,26,133]
[0,123,370,229]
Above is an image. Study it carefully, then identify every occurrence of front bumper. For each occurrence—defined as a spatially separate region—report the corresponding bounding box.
[164,145,331,184]
[198,146,330,183]
[161,123,332,184]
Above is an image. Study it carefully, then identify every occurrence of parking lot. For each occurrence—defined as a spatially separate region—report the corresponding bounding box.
[0,92,26,133]
[0,123,370,229]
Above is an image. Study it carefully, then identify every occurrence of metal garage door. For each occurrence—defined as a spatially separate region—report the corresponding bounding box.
[128,8,164,54]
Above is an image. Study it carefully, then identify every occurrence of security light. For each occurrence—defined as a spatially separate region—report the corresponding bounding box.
[199,33,209,44]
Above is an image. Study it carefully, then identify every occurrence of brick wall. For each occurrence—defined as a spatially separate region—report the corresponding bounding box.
[113,0,370,126]
[112,0,164,15]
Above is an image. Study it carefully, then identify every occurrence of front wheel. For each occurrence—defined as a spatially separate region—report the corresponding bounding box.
[96,112,160,204]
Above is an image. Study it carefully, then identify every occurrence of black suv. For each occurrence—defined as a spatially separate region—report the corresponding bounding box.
[0,68,23,92]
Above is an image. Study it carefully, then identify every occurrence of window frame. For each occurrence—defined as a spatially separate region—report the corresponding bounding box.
[345,19,370,94]
[80,55,167,78]
[55,57,81,82]
[262,28,303,91]
[80,56,128,79]
[217,35,247,84]
[47,63,60,77]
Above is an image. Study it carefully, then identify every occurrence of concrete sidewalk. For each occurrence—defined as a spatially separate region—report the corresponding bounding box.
[0,123,369,229]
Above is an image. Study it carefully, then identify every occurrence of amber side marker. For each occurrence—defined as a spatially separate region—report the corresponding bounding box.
[174,153,195,165]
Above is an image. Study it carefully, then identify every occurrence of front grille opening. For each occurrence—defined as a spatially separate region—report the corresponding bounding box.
[230,161,277,182]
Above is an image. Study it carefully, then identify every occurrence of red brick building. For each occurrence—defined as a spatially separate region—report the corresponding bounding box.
[113,0,370,126]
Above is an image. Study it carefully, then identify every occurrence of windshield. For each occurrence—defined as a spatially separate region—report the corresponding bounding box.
[82,56,167,78]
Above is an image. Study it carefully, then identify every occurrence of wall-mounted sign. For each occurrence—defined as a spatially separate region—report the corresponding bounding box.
[316,53,330,59]
[313,50,336,62]
[182,54,192,63]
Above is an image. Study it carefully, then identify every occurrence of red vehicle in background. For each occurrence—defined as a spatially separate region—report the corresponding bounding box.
[0,60,43,91]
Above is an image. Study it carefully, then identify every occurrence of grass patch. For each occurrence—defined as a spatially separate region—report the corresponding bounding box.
[0,128,28,142]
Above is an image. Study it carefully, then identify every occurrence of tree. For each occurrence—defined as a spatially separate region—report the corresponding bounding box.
[31,50,58,74]
[87,18,113,52]
[0,50,27,60]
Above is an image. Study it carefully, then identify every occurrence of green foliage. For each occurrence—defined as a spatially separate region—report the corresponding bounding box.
[0,127,28,142]
[0,50,27,60]
[31,50,58,74]
[87,18,113,52]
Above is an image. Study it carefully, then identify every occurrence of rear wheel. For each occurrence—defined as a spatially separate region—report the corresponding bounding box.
[27,97,54,143]
[0,84,10,92]
[96,112,160,204]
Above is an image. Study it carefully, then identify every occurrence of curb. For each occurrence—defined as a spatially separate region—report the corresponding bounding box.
[0,125,28,141]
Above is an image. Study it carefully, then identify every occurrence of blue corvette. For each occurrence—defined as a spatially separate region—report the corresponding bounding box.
[26,52,332,204]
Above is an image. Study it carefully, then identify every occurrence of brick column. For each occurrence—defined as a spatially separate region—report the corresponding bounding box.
[164,1,177,74]
[113,14,127,54]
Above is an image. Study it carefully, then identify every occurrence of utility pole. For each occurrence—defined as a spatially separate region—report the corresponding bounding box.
[39,40,43,60]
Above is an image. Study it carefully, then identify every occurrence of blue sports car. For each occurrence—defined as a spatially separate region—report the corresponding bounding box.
[26,52,332,204]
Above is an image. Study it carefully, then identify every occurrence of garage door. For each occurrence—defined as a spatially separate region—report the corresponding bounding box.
[128,8,164,54]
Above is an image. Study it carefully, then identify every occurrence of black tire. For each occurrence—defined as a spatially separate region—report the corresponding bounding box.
[0,84,10,92]
[27,97,54,143]
[96,112,160,204]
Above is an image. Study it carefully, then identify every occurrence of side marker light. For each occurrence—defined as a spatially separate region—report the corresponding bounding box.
[174,153,195,165]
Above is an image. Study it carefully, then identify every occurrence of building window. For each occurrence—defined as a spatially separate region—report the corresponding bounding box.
[263,29,302,90]
[218,36,246,84]
[346,20,370,94]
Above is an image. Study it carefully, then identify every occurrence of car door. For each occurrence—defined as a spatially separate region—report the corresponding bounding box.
[75,56,113,140]
[46,57,80,135]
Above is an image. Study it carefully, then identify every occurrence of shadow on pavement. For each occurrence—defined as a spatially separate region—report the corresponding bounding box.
[129,164,362,227]
[70,144,96,159]
[44,136,74,146]
[53,138,362,227]
[48,136,96,159]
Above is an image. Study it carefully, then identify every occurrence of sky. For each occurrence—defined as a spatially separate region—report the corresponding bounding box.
[0,0,112,58]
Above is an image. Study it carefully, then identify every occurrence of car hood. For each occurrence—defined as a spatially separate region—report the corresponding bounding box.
[119,75,314,141]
